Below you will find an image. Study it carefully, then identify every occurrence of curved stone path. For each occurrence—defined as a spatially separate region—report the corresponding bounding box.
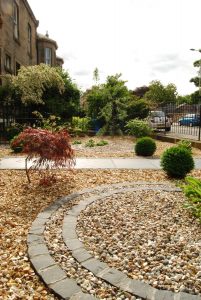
[27,182,201,300]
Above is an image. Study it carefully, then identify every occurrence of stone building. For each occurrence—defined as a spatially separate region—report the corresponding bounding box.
[0,0,63,83]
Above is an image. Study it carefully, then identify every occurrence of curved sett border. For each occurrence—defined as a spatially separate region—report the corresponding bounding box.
[27,182,201,300]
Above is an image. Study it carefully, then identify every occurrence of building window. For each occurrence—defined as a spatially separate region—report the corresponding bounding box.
[45,48,52,65]
[28,24,32,55]
[5,54,11,71]
[13,2,19,40]
[15,62,21,75]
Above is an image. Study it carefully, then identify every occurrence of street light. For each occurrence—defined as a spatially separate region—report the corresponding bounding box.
[190,48,201,96]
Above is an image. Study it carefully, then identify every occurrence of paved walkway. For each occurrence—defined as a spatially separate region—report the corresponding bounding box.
[1,156,201,169]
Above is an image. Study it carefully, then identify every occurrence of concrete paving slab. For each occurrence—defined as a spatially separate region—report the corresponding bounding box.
[75,158,115,169]
[111,158,161,169]
[1,156,201,170]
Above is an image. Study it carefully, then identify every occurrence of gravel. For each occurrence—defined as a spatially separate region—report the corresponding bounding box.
[1,144,201,299]
[77,189,201,296]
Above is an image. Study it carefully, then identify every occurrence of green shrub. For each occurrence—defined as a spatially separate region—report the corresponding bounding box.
[182,176,201,222]
[6,123,24,141]
[96,140,108,146]
[85,139,95,147]
[161,146,194,178]
[135,137,156,156]
[125,119,152,138]
[177,139,192,153]
[10,135,24,153]
[71,116,90,136]
[72,140,82,145]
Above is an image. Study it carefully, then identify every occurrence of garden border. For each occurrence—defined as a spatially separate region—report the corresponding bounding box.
[27,182,201,300]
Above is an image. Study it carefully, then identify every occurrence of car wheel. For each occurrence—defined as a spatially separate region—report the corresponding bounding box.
[179,121,182,126]
[189,122,193,127]
[165,127,171,132]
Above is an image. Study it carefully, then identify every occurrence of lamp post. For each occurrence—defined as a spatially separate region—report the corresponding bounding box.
[190,48,201,140]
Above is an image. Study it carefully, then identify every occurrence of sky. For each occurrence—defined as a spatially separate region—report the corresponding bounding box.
[28,0,201,95]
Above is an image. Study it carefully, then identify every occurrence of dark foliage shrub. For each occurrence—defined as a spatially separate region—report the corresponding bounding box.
[135,137,156,156]
[13,128,75,184]
[161,146,194,178]
[6,123,24,141]
[10,135,24,153]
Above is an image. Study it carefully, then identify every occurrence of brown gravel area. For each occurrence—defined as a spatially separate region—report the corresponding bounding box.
[77,189,201,295]
[72,137,201,158]
[0,157,201,298]
[1,136,201,158]
[0,169,171,299]
[44,191,136,300]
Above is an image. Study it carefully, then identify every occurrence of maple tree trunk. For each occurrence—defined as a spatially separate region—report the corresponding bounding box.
[25,157,31,183]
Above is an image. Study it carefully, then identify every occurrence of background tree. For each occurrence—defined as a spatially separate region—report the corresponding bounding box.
[93,67,100,85]
[176,94,191,104]
[144,80,177,106]
[189,59,201,103]
[132,85,149,98]
[9,64,65,105]
[126,97,150,120]
[41,69,81,120]
[3,64,81,121]
[85,73,131,135]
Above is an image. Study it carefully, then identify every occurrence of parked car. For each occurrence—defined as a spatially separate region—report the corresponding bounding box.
[148,111,171,131]
[178,114,200,126]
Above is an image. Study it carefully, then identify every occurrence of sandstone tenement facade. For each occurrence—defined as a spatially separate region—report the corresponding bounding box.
[0,0,63,83]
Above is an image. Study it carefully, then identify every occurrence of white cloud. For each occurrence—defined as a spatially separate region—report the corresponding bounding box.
[28,0,201,95]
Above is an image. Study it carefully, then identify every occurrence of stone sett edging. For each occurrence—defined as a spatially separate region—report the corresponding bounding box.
[27,192,97,300]
[27,182,201,300]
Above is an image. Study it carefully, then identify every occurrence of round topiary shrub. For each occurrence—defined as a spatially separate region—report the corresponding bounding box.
[161,146,194,178]
[135,137,156,156]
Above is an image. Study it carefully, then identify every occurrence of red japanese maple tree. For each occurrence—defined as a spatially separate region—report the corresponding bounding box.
[14,128,75,184]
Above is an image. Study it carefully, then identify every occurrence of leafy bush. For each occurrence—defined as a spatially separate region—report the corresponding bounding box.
[71,116,90,136]
[161,146,194,178]
[32,111,62,131]
[135,137,156,156]
[182,176,201,222]
[96,140,108,146]
[13,128,75,184]
[6,123,24,141]
[72,140,82,145]
[85,139,95,147]
[10,135,24,153]
[177,139,192,153]
[125,119,152,138]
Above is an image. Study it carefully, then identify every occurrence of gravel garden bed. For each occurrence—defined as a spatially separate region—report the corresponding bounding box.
[0,136,201,299]
[77,189,201,295]
[1,136,201,158]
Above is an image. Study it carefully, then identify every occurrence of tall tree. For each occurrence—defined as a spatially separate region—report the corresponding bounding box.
[85,74,131,135]
[3,64,81,120]
[190,59,201,103]
[93,67,100,85]
[144,80,177,106]
[133,86,149,98]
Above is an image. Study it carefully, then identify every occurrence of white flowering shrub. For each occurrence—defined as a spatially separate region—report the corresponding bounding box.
[10,64,65,105]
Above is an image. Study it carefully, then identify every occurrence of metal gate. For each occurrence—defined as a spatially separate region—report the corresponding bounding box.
[157,103,201,141]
